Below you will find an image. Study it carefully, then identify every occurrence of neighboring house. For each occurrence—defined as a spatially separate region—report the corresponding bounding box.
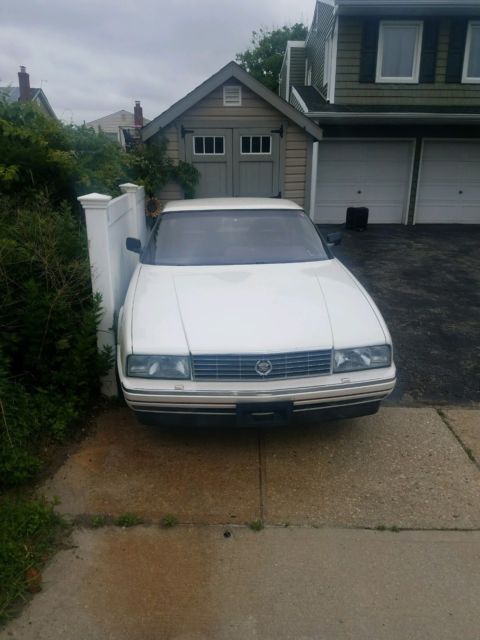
[142,61,323,209]
[86,102,150,147]
[0,66,56,118]
[281,0,480,224]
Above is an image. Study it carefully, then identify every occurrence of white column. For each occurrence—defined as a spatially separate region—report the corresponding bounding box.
[77,192,118,397]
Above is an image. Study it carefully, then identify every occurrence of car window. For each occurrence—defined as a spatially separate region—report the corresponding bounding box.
[142,209,329,266]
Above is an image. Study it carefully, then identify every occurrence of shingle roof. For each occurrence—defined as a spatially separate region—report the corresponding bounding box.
[291,85,327,112]
[0,86,42,102]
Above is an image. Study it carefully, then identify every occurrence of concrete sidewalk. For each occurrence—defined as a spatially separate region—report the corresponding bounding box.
[2,406,479,639]
[4,526,480,640]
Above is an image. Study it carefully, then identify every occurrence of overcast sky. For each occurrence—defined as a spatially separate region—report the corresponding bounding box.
[0,0,315,124]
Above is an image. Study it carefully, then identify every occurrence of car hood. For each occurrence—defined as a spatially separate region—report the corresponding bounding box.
[130,260,387,355]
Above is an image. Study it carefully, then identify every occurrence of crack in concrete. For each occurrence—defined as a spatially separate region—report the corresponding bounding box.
[436,407,480,471]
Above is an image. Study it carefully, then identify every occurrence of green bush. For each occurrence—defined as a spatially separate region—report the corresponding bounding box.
[0,497,65,623]
[0,197,112,486]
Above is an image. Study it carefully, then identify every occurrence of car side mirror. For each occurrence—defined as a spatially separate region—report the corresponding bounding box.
[326,231,342,247]
[126,237,141,254]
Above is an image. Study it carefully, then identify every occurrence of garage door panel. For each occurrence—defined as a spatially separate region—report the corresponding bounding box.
[236,162,274,197]
[416,141,480,224]
[315,141,413,224]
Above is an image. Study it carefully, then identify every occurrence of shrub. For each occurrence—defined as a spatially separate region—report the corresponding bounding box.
[0,197,112,486]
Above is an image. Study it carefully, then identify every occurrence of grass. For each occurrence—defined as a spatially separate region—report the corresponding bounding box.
[161,514,178,528]
[248,519,264,532]
[114,513,143,528]
[90,515,107,528]
[0,496,66,625]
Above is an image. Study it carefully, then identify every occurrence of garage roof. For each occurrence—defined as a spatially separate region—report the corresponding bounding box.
[142,61,323,142]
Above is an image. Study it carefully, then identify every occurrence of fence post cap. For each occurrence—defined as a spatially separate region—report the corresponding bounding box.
[119,182,140,193]
[77,193,112,208]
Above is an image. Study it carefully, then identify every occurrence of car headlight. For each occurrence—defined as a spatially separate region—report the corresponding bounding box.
[127,355,191,379]
[333,345,391,373]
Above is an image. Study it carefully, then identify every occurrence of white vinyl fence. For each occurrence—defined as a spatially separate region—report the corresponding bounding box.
[78,183,147,396]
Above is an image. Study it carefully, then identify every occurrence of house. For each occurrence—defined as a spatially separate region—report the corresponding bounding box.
[0,66,56,118]
[142,61,323,210]
[280,0,480,224]
[86,102,150,147]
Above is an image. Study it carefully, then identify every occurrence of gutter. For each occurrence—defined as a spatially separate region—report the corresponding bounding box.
[304,112,480,125]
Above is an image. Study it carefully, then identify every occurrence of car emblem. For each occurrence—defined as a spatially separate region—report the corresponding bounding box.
[255,359,273,376]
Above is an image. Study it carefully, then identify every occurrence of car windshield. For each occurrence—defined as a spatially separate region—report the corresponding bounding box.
[142,209,329,266]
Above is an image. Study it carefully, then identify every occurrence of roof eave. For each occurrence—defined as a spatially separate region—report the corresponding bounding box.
[142,61,323,142]
[306,111,480,125]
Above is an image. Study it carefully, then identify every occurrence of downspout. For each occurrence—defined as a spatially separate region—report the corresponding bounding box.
[309,141,319,220]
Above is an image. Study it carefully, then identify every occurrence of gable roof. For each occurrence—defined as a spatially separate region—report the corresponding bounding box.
[142,61,323,142]
[0,86,56,118]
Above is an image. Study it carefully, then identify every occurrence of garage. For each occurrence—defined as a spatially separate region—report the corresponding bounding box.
[314,140,414,224]
[415,141,480,224]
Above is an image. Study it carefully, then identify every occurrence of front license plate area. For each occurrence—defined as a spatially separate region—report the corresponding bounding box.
[236,402,293,426]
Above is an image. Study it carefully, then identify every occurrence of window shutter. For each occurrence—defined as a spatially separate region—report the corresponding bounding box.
[359,18,379,83]
[419,20,439,83]
[445,19,468,83]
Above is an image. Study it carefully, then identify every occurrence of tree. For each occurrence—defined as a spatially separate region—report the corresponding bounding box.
[236,24,308,93]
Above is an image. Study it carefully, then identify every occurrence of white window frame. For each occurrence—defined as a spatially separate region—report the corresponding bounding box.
[193,136,225,156]
[240,135,272,155]
[376,21,423,83]
[223,85,242,106]
[462,21,480,83]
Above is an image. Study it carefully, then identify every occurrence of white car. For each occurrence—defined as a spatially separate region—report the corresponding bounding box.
[118,198,396,425]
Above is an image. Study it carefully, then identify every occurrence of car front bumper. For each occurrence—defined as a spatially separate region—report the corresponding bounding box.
[118,353,396,424]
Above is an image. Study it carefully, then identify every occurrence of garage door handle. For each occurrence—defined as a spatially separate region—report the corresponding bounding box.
[458,190,463,194]
[357,190,362,194]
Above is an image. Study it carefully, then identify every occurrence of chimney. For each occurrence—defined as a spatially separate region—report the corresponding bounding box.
[18,66,31,102]
[134,100,143,127]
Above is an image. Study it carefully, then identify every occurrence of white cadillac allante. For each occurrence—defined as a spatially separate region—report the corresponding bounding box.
[117,198,396,426]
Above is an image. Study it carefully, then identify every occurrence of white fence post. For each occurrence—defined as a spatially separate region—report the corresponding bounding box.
[119,183,147,244]
[78,192,118,397]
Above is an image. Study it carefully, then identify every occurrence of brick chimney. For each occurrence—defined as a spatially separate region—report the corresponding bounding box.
[18,66,31,102]
[134,100,143,128]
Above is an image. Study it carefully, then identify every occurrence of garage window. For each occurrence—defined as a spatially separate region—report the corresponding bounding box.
[376,21,423,83]
[463,22,480,82]
[193,136,225,155]
[241,136,271,155]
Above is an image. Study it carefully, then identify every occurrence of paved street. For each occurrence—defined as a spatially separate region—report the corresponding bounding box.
[2,406,480,639]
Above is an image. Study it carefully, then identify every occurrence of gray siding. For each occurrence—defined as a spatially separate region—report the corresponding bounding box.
[290,47,306,87]
[335,17,480,105]
[305,1,335,98]
[284,124,308,206]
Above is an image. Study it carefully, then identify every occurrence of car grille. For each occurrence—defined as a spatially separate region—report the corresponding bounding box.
[192,350,332,381]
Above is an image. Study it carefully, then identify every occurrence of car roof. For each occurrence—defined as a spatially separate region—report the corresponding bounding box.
[162,197,303,213]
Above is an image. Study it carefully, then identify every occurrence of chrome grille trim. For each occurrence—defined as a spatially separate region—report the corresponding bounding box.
[192,350,332,381]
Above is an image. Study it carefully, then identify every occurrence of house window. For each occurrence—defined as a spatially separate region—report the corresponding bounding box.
[463,22,480,82]
[193,136,225,155]
[240,136,271,154]
[223,85,242,106]
[376,21,423,83]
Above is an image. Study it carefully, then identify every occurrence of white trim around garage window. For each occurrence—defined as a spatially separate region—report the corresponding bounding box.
[193,136,225,155]
[462,21,480,83]
[240,135,272,155]
[376,21,423,84]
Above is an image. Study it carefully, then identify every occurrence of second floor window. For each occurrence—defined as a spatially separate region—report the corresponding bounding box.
[463,22,480,82]
[376,21,423,83]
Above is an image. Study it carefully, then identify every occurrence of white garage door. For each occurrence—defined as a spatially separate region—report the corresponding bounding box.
[415,141,480,224]
[315,141,414,224]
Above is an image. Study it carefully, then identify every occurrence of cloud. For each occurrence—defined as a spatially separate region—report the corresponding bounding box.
[0,0,313,123]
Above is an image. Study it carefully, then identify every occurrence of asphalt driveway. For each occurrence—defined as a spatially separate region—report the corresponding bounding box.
[320,224,480,405]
